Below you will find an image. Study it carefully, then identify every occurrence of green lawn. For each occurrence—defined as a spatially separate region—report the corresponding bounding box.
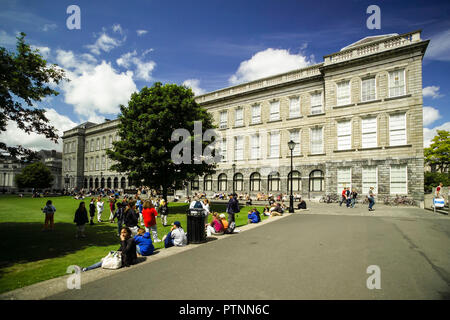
[0,195,266,294]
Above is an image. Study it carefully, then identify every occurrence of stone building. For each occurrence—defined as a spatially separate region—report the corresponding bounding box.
[61,30,428,205]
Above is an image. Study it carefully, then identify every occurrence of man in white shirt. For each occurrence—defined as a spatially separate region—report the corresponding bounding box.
[163,221,187,247]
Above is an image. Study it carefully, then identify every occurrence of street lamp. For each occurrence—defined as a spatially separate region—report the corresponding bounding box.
[232,163,236,195]
[288,140,296,213]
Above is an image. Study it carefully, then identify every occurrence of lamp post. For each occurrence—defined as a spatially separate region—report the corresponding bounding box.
[288,140,296,213]
[232,163,236,194]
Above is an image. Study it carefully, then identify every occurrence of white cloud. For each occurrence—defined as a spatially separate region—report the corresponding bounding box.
[85,32,123,55]
[32,46,51,58]
[0,30,19,46]
[62,60,137,119]
[423,106,441,126]
[424,122,450,147]
[183,79,206,95]
[423,86,443,99]
[112,24,123,35]
[136,30,148,36]
[426,29,450,62]
[42,23,57,32]
[116,51,156,81]
[229,48,313,85]
[0,108,78,152]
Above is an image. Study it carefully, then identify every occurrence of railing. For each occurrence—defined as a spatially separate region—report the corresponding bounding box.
[324,30,421,65]
[196,64,323,104]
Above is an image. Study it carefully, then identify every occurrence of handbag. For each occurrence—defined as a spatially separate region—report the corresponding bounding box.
[101,251,122,269]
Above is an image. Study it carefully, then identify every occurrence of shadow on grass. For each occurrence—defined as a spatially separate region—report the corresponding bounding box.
[0,222,119,270]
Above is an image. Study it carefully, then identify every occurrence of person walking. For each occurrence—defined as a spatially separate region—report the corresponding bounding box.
[108,195,117,223]
[89,198,95,225]
[74,202,89,238]
[339,187,347,207]
[368,187,376,212]
[159,199,169,227]
[350,188,358,208]
[124,201,139,235]
[226,193,240,228]
[111,202,126,236]
[96,196,104,222]
[142,200,161,243]
[435,182,444,198]
[41,200,56,231]
[346,187,351,208]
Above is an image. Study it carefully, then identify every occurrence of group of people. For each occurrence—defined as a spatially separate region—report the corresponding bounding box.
[339,187,376,212]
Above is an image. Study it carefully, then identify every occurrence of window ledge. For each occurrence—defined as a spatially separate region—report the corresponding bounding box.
[288,115,303,120]
[333,149,356,153]
[307,112,325,118]
[267,119,282,124]
[249,121,263,126]
[268,156,283,159]
[219,126,228,131]
[358,99,382,106]
[384,94,412,101]
[233,125,245,129]
[333,103,356,109]
[358,146,383,151]
[307,153,326,156]
[385,144,412,149]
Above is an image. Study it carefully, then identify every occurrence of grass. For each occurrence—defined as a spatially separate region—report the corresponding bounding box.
[0,195,266,294]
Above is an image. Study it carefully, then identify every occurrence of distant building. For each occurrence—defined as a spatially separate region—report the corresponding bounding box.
[0,149,62,192]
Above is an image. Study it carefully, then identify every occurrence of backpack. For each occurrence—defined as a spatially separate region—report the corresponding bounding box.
[194,201,203,209]
[227,221,236,233]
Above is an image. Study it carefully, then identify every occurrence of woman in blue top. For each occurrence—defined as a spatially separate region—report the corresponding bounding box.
[248,210,259,224]
[134,228,154,256]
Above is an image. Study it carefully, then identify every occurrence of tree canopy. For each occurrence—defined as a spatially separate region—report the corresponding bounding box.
[0,32,66,161]
[14,161,54,190]
[106,82,218,199]
[424,130,450,173]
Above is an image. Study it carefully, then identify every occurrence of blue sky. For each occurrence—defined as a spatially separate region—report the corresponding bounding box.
[0,0,449,151]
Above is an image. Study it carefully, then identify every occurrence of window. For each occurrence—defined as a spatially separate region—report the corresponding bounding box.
[270,101,280,121]
[220,111,228,129]
[310,127,323,154]
[90,139,94,152]
[289,97,300,118]
[233,173,243,191]
[85,141,89,152]
[337,120,352,150]
[191,177,199,191]
[85,158,88,171]
[268,172,280,191]
[389,113,406,146]
[252,105,261,124]
[290,130,301,156]
[288,171,301,192]
[220,139,227,162]
[362,166,378,194]
[90,158,94,171]
[269,132,280,158]
[234,136,244,161]
[251,134,260,160]
[361,117,377,148]
[96,138,100,151]
[337,168,352,192]
[204,175,213,191]
[68,158,72,171]
[102,137,106,149]
[337,81,351,106]
[311,92,323,114]
[390,165,407,194]
[109,136,113,148]
[95,157,99,171]
[389,69,405,98]
[71,142,76,152]
[218,173,227,191]
[361,77,376,102]
[102,155,106,170]
[235,108,243,127]
[309,170,323,192]
[250,172,261,191]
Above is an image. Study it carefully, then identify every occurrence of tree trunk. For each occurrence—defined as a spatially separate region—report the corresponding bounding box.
[162,184,168,202]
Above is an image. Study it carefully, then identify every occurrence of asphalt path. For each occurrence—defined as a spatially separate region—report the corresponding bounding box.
[48,214,450,300]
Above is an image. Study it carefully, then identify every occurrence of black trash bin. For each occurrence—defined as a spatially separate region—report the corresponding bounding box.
[186,208,206,244]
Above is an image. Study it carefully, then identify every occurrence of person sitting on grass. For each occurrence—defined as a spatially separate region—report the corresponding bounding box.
[252,208,262,222]
[263,205,271,216]
[74,202,89,238]
[297,198,307,210]
[219,214,229,233]
[124,201,139,235]
[81,227,137,272]
[248,210,259,224]
[41,200,56,231]
[206,212,224,236]
[162,221,187,248]
[134,228,154,257]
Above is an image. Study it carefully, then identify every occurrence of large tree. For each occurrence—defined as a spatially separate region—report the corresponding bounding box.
[106,82,218,200]
[424,130,450,173]
[0,32,66,161]
[14,162,54,190]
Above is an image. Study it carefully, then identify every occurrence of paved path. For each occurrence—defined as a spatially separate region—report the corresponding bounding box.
[46,207,450,300]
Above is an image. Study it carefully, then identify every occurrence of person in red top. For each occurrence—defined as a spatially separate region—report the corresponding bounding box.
[142,200,161,243]
[436,182,444,198]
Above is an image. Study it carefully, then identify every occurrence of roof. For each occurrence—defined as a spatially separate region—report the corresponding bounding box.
[340,33,399,51]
